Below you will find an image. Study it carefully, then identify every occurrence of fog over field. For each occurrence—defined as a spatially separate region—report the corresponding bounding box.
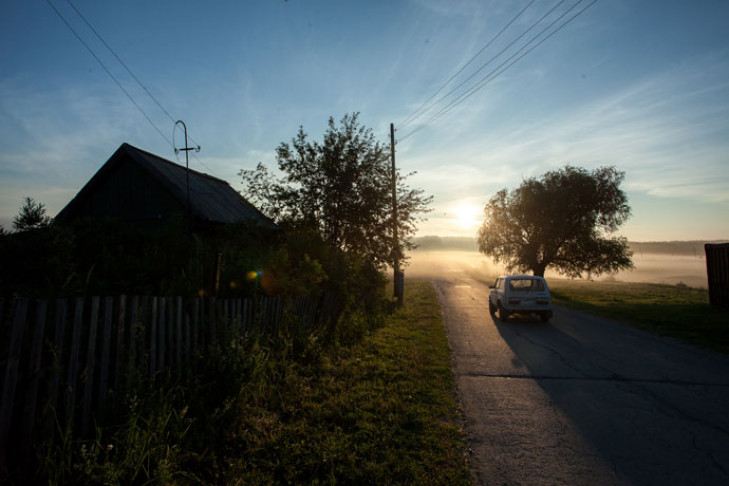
[407,238,718,288]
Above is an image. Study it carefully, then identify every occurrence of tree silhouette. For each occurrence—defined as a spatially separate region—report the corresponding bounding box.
[12,197,52,232]
[240,113,432,269]
[477,165,633,277]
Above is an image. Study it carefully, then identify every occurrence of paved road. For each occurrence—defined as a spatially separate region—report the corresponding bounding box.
[432,274,729,486]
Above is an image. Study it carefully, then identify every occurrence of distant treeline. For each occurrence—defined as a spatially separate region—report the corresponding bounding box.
[629,241,727,256]
[412,236,728,256]
[412,236,479,251]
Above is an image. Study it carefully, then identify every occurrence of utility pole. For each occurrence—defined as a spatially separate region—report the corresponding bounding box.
[174,120,200,235]
[391,123,404,306]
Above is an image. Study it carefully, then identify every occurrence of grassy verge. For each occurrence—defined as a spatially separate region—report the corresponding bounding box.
[549,279,729,354]
[36,281,471,485]
[222,280,472,485]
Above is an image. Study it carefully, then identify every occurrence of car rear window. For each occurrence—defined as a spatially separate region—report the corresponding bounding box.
[508,279,545,291]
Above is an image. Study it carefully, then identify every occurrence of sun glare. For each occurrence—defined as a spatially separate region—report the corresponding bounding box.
[452,203,482,229]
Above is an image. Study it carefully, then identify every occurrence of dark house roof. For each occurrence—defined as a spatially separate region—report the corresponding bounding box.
[56,143,276,230]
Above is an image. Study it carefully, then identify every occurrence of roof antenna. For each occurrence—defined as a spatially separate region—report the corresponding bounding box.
[173,120,201,234]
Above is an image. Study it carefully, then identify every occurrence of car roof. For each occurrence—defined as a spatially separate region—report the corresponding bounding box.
[498,275,545,280]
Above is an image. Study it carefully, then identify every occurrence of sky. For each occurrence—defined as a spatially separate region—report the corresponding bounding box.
[1,0,728,242]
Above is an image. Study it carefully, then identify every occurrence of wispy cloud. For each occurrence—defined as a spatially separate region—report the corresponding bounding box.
[405,49,729,211]
[0,78,177,214]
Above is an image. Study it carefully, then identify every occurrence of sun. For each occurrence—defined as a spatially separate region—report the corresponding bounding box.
[451,203,482,229]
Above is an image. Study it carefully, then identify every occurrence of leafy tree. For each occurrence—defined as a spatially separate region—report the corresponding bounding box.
[239,113,432,269]
[1,198,74,296]
[13,196,53,231]
[477,165,633,277]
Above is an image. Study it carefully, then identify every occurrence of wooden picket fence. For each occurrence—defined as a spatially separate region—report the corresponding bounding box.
[0,292,342,474]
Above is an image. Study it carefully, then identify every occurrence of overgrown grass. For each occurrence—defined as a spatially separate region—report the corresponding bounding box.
[222,281,471,485]
[34,281,471,485]
[549,279,729,354]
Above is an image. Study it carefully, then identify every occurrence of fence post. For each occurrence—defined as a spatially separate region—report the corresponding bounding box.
[0,298,29,468]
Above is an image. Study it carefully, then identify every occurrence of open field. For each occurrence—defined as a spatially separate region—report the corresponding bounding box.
[406,248,728,354]
[547,279,729,354]
[406,249,709,288]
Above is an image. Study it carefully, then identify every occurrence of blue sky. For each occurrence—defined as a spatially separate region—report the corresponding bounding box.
[1,0,728,241]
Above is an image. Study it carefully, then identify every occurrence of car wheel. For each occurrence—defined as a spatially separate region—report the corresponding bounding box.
[498,302,509,322]
[489,301,497,315]
[540,312,550,323]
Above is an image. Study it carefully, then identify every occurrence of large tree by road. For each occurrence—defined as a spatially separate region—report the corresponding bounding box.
[240,113,432,270]
[477,165,633,277]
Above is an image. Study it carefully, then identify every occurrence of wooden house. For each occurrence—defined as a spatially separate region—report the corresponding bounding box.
[55,143,276,233]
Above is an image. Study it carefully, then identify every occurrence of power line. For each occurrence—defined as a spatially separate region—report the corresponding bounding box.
[412,0,585,135]
[400,0,538,129]
[402,0,568,131]
[458,0,598,115]
[44,0,174,148]
[64,2,174,124]
[399,0,598,142]
[47,0,217,175]
[64,0,202,150]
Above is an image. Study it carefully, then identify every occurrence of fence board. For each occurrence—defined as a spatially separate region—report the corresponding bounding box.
[161,297,167,372]
[64,298,84,430]
[193,298,200,355]
[45,299,67,440]
[114,295,126,396]
[127,296,138,385]
[209,297,217,344]
[149,297,157,378]
[0,298,29,467]
[81,297,100,435]
[20,300,48,469]
[184,314,191,367]
[97,297,113,421]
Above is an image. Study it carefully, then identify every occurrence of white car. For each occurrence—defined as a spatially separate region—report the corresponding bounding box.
[489,275,553,323]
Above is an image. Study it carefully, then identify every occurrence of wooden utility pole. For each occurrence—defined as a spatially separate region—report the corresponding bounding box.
[391,123,404,305]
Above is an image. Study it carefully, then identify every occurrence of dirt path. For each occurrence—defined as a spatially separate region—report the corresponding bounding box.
[431,273,729,486]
